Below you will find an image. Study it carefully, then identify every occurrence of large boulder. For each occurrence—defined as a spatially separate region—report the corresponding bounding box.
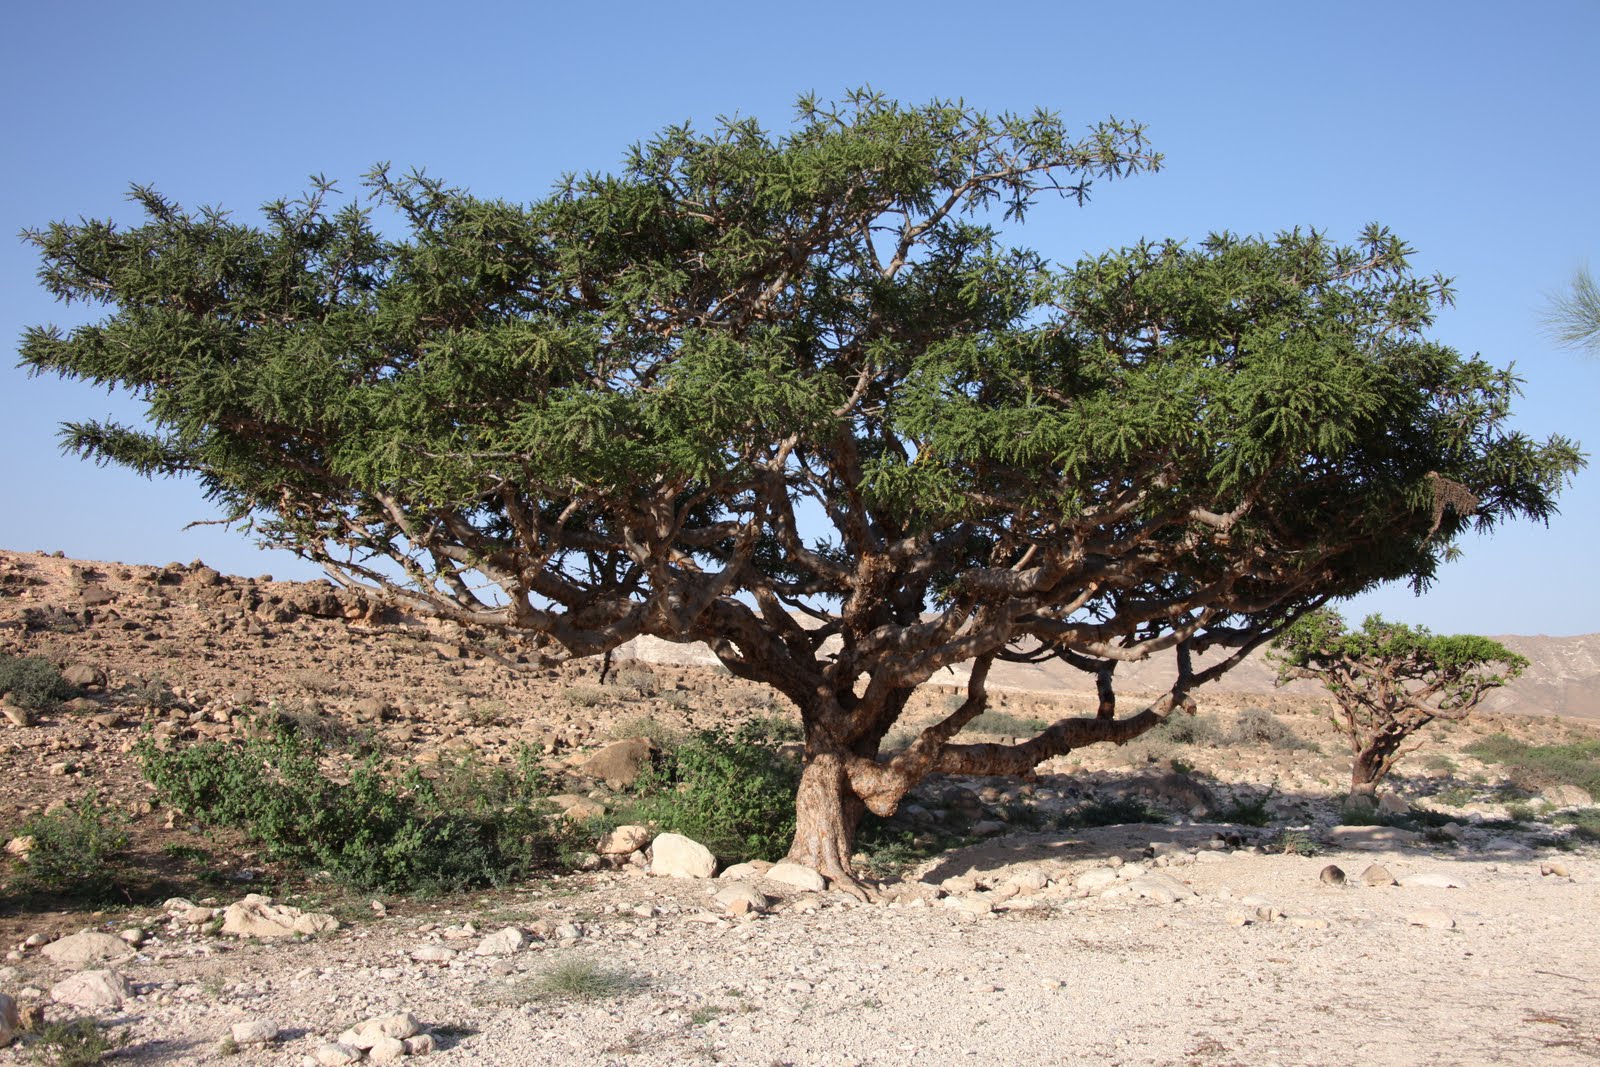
[41,932,134,967]
[50,969,131,1011]
[221,894,339,938]
[650,833,717,879]
[597,824,653,856]
[765,862,827,892]
[0,993,17,1048]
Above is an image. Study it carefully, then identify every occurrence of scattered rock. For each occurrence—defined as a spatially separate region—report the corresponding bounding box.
[579,738,656,789]
[60,663,105,688]
[474,927,529,956]
[720,860,774,880]
[765,862,827,892]
[1377,792,1410,816]
[308,1041,364,1066]
[1361,864,1398,887]
[409,945,457,964]
[1126,872,1196,904]
[1319,864,1346,885]
[221,894,340,938]
[1407,907,1455,930]
[339,1012,423,1049]
[715,884,770,915]
[650,833,717,879]
[230,1019,280,1045]
[50,968,131,1010]
[1075,868,1120,892]
[597,824,653,856]
[1540,861,1570,878]
[549,795,608,821]
[368,1036,407,1064]
[40,931,134,967]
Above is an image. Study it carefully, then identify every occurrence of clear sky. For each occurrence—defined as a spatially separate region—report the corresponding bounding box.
[2,1,1596,635]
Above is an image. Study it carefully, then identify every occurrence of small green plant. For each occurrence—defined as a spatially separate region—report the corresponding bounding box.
[1219,789,1276,827]
[610,714,685,748]
[611,666,660,698]
[527,959,640,1002]
[1424,753,1458,775]
[623,721,801,860]
[1465,734,1600,801]
[562,685,610,708]
[12,797,130,901]
[1274,829,1320,856]
[0,653,74,711]
[690,1005,725,1026]
[25,1017,127,1066]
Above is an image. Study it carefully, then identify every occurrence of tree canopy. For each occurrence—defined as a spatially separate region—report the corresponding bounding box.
[20,91,1583,883]
[1271,610,1528,798]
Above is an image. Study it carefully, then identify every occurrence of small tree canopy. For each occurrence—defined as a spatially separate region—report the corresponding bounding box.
[1271,609,1528,797]
[20,91,1583,882]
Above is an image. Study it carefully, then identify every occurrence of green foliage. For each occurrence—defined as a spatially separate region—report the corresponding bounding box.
[1274,829,1321,856]
[624,721,801,861]
[137,729,568,894]
[1544,266,1600,356]
[0,654,75,711]
[25,1018,126,1067]
[523,959,641,1002]
[1220,788,1276,827]
[11,798,130,901]
[1465,733,1600,801]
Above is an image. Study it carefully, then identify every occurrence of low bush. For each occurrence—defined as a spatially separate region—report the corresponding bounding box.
[1149,712,1225,746]
[1219,788,1276,827]
[1465,734,1600,801]
[961,709,1048,736]
[623,720,801,861]
[1229,707,1314,751]
[10,798,130,902]
[0,654,75,711]
[138,729,569,894]
[23,1016,126,1066]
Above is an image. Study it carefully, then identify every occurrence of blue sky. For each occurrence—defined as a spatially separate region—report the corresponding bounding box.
[2,1,1596,634]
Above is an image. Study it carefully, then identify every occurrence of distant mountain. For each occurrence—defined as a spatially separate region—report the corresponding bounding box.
[626,630,1600,720]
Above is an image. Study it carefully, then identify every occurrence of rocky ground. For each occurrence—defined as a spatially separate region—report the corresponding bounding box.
[0,548,1597,1066]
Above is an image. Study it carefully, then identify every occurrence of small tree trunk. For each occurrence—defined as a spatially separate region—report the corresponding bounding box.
[787,749,865,886]
[1348,747,1386,808]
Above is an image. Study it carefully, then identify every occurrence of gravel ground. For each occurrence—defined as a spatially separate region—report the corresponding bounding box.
[3,826,1595,1067]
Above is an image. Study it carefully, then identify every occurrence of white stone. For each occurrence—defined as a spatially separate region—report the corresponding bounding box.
[340,1012,423,1050]
[474,927,529,956]
[719,860,774,880]
[40,931,133,967]
[230,1019,280,1045]
[765,862,827,891]
[597,824,653,855]
[410,945,456,963]
[309,1042,363,1066]
[50,968,131,1011]
[1075,867,1119,891]
[714,884,770,914]
[221,894,339,938]
[1127,872,1196,904]
[368,1035,407,1064]
[650,833,718,879]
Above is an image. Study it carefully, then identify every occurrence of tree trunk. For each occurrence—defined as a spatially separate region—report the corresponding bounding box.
[1348,748,1386,808]
[786,749,865,885]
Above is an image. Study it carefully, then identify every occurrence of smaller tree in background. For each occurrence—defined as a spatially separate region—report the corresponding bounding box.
[1271,610,1527,806]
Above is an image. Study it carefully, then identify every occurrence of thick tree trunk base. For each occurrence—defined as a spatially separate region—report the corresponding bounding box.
[787,751,871,899]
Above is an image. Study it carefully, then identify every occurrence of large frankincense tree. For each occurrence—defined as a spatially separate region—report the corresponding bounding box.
[21,91,1582,889]
[1271,611,1527,804]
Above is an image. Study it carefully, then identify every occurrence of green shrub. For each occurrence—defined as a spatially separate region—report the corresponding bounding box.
[1465,734,1600,801]
[138,729,569,894]
[1219,788,1276,827]
[1149,712,1225,746]
[25,1017,126,1066]
[11,798,130,901]
[1274,829,1321,856]
[0,654,74,711]
[1230,707,1313,750]
[624,721,801,861]
[523,959,641,1002]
